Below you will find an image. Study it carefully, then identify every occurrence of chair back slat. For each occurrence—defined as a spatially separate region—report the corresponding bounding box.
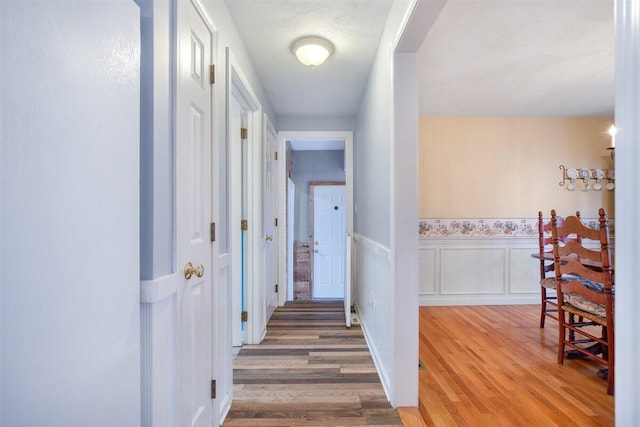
[549,207,615,395]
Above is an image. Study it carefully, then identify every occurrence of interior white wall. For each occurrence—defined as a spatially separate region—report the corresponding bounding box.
[292,150,346,241]
[277,115,355,131]
[391,51,419,406]
[614,0,640,420]
[0,2,141,425]
[352,0,419,407]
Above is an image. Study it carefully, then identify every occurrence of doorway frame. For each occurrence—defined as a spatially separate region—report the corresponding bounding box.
[226,48,264,345]
[276,131,353,307]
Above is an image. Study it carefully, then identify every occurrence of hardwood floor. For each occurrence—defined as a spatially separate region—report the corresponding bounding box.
[418,305,614,426]
[224,302,404,426]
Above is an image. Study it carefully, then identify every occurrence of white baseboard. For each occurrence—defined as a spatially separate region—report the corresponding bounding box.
[420,294,539,306]
[355,303,392,405]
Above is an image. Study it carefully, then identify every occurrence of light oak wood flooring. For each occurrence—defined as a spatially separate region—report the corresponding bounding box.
[224,302,404,426]
[418,305,614,426]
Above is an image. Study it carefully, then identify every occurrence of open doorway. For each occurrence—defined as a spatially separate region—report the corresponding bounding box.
[277,131,354,325]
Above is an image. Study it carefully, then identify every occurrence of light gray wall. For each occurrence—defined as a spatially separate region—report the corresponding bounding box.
[278,115,355,131]
[139,0,173,279]
[292,150,346,241]
[354,15,397,247]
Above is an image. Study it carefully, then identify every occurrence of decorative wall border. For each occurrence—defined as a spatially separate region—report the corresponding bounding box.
[419,218,615,238]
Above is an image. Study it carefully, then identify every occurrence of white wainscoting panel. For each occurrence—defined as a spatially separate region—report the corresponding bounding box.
[353,234,393,402]
[509,247,541,294]
[420,237,540,306]
[141,275,178,427]
[418,248,437,295]
[441,247,505,295]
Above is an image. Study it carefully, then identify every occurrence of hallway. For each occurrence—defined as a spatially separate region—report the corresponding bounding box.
[223,302,403,426]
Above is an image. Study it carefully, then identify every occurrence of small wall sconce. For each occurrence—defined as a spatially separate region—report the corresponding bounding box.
[559,165,615,191]
[607,124,617,160]
[292,36,334,67]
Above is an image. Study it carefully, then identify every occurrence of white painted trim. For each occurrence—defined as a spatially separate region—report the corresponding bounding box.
[353,233,390,259]
[140,274,178,303]
[420,295,540,306]
[419,237,543,305]
[190,0,216,33]
[614,0,640,418]
[390,51,419,407]
[226,48,263,345]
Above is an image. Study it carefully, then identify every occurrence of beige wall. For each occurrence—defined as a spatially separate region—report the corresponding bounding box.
[419,117,615,219]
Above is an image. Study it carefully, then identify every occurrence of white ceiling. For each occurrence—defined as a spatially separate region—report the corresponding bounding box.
[419,0,614,117]
[224,0,394,117]
[224,0,615,121]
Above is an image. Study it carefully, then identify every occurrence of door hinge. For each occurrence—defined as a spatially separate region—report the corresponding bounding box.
[241,311,248,322]
[210,222,216,242]
[209,64,215,85]
[240,128,248,139]
[211,379,216,399]
[274,151,278,161]
[241,219,248,231]
[274,218,278,227]
[275,284,279,293]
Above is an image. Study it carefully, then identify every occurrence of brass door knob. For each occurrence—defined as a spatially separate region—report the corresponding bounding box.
[184,262,204,279]
[265,235,273,241]
[184,262,195,279]
[194,264,204,278]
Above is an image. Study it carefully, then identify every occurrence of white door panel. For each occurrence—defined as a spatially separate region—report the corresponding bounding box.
[312,185,346,299]
[177,2,213,426]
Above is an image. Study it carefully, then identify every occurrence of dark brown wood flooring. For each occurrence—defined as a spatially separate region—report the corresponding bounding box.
[223,302,403,426]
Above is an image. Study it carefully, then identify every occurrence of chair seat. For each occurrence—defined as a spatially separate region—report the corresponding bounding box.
[560,274,614,319]
[540,277,557,289]
[563,293,606,319]
[561,302,608,326]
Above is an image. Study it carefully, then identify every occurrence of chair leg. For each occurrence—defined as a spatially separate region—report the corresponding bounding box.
[557,310,566,364]
[540,287,547,328]
[602,326,614,395]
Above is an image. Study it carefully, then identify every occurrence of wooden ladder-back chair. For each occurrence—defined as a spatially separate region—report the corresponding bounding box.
[538,211,581,327]
[551,208,614,395]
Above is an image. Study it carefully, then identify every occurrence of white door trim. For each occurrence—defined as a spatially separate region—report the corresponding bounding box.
[263,113,278,323]
[276,131,354,307]
[226,49,264,345]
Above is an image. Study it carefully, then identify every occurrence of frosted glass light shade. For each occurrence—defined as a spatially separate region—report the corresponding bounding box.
[292,37,333,67]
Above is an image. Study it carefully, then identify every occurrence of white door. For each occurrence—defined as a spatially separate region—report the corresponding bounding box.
[264,122,278,319]
[176,2,213,426]
[312,185,346,299]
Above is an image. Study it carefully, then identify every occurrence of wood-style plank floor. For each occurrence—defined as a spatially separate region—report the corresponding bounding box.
[223,302,404,426]
[418,305,614,426]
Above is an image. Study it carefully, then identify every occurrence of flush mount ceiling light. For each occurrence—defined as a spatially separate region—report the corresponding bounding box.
[292,36,334,67]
